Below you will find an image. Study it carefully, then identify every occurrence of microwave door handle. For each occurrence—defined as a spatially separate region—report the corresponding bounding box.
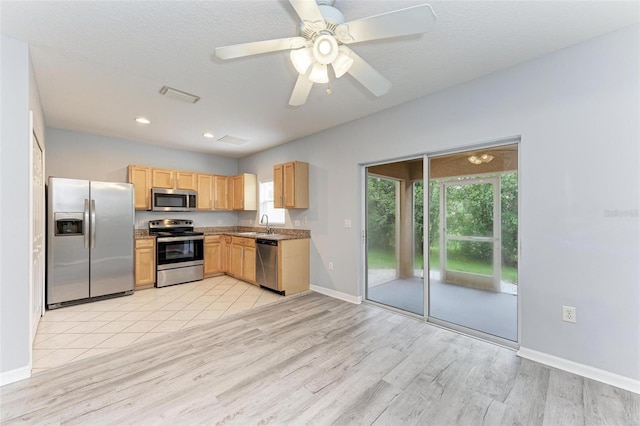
[84,199,90,248]
[90,199,96,248]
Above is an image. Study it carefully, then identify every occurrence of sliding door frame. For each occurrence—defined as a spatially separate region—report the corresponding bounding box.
[359,136,521,350]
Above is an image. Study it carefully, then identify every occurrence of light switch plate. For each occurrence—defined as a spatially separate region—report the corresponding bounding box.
[344,219,352,228]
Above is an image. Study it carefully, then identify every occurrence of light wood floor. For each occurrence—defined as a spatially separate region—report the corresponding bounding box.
[2,292,638,425]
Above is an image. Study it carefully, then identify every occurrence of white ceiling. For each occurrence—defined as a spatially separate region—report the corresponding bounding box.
[2,1,638,158]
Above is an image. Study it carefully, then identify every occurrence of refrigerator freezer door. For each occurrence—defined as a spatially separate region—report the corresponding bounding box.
[89,181,135,297]
[47,178,90,305]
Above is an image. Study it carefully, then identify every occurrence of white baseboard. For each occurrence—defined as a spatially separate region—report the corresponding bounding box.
[517,347,640,394]
[310,284,362,305]
[0,365,31,387]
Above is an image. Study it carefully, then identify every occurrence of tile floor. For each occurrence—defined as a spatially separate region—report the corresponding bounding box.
[33,275,284,373]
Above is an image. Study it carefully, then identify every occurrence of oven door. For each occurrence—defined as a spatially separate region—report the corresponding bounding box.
[156,236,204,269]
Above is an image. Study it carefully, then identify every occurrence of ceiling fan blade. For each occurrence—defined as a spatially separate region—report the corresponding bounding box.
[342,4,436,44]
[289,74,314,106]
[289,0,325,24]
[344,47,392,97]
[216,37,306,60]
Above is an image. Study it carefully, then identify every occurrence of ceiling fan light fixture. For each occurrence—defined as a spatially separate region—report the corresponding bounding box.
[290,47,313,75]
[312,34,338,65]
[468,154,494,165]
[309,62,329,84]
[332,46,354,78]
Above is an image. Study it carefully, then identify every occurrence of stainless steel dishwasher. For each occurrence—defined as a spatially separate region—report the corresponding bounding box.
[256,239,280,293]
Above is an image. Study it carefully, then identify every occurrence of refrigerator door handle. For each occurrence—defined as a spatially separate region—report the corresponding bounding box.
[90,199,96,248]
[84,199,90,248]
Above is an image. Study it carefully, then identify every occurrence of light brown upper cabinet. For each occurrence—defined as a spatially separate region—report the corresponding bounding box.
[175,171,197,190]
[151,168,197,190]
[198,174,230,211]
[214,175,229,210]
[274,161,309,209]
[128,165,152,210]
[151,168,174,189]
[197,174,213,210]
[229,173,257,211]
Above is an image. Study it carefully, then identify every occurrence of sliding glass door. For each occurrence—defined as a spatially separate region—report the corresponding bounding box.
[428,144,518,342]
[365,160,424,315]
[363,143,519,344]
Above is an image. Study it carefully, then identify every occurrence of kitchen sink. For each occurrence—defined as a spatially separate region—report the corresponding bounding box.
[236,232,272,237]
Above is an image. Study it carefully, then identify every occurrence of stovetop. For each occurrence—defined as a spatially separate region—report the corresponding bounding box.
[148,219,203,237]
[151,230,204,237]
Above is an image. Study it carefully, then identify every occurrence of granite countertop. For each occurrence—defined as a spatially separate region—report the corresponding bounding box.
[221,232,308,241]
[135,227,310,241]
[204,227,310,241]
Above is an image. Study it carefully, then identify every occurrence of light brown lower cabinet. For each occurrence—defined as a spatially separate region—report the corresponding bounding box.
[135,234,308,295]
[229,236,256,284]
[277,238,310,295]
[135,238,156,289]
[204,235,223,276]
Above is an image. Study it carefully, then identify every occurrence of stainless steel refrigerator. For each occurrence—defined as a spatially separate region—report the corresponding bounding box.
[47,177,135,308]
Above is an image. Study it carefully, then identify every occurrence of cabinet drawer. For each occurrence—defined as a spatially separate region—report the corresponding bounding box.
[136,238,155,248]
[231,236,256,247]
[205,235,221,243]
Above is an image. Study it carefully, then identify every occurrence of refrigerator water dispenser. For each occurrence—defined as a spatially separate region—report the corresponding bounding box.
[54,213,84,236]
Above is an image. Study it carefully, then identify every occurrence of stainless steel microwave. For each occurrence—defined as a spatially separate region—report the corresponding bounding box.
[151,188,197,211]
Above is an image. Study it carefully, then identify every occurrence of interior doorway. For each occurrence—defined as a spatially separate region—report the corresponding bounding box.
[30,112,45,345]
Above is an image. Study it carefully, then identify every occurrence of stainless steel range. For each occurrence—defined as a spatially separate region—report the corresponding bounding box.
[149,219,204,287]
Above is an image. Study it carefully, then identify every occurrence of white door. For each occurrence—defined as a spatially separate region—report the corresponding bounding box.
[30,114,45,343]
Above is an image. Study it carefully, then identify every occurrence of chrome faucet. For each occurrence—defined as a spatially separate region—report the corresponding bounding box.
[260,214,272,234]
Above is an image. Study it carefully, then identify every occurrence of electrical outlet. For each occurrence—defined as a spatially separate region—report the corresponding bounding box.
[217,219,222,225]
[303,216,307,223]
[562,305,576,323]
[250,219,253,225]
[328,262,334,270]
[344,219,352,228]
[294,220,301,227]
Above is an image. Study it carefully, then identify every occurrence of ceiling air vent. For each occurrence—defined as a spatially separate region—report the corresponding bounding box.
[217,135,250,146]
[159,86,200,103]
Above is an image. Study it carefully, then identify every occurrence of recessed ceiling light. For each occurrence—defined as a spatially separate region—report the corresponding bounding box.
[159,86,200,104]
[203,132,215,138]
[135,117,151,124]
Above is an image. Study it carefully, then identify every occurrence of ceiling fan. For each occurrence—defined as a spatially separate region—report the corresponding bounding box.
[215,0,436,106]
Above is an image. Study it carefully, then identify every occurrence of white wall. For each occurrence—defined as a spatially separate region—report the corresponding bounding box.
[239,25,640,381]
[46,128,239,227]
[0,35,32,384]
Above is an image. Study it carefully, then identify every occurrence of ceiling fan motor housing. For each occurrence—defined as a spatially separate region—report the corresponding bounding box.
[318,4,345,25]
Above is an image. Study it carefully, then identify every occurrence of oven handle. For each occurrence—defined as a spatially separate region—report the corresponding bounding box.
[157,235,204,243]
